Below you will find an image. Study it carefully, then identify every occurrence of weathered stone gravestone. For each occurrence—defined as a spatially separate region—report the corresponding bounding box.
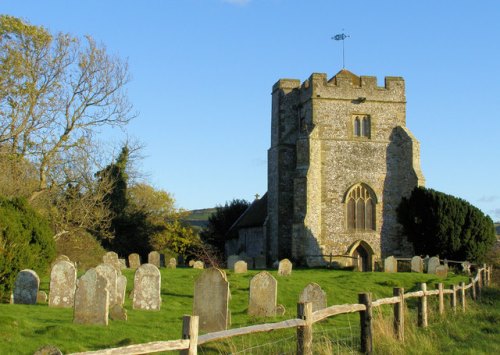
[193,268,230,332]
[427,257,440,274]
[13,269,39,304]
[384,256,397,273]
[248,271,277,317]
[116,274,127,306]
[188,259,195,267]
[234,260,248,274]
[73,268,109,325]
[167,257,177,269]
[299,283,327,312]
[193,261,204,269]
[128,253,141,269]
[95,263,118,307]
[148,251,161,268]
[133,263,161,311]
[103,251,122,273]
[254,255,266,269]
[54,255,71,264]
[49,260,77,308]
[278,259,292,276]
[227,255,239,270]
[118,258,127,269]
[435,265,448,278]
[411,256,424,273]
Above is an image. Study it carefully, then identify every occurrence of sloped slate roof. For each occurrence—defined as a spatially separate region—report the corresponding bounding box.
[228,193,267,234]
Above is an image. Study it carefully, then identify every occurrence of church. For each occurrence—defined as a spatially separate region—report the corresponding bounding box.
[227,69,425,271]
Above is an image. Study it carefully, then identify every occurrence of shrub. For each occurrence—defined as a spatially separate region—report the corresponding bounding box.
[0,197,56,299]
[397,187,496,263]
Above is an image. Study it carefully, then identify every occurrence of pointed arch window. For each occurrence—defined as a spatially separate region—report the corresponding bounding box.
[345,184,376,231]
[353,115,371,138]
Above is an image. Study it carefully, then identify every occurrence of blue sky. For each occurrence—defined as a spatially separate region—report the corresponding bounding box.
[2,0,499,220]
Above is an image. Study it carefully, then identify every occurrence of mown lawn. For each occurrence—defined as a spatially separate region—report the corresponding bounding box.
[0,267,491,354]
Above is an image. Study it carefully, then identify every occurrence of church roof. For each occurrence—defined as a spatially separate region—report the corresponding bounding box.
[227,193,268,235]
[328,69,361,86]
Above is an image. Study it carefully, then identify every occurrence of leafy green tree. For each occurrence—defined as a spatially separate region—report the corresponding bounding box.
[397,187,496,262]
[0,197,55,299]
[200,199,250,257]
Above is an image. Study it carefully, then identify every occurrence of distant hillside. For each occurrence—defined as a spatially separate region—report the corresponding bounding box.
[183,208,216,231]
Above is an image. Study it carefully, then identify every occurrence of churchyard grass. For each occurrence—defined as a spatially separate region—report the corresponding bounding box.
[0,267,489,354]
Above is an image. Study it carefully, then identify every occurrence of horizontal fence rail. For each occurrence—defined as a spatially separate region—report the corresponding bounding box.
[68,264,493,355]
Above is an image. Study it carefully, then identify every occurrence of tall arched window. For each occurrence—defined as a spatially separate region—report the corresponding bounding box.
[345,184,376,231]
[353,117,361,137]
[362,116,370,138]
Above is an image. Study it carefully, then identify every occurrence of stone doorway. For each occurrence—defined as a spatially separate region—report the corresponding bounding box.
[348,240,374,272]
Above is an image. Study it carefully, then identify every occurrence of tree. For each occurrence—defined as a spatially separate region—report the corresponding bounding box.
[0,15,134,200]
[200,199,251,258]
[397,187,496,262]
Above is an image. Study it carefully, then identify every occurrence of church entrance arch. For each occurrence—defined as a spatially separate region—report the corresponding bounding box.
[347,240,374,272]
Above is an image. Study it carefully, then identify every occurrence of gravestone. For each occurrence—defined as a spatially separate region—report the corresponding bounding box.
[227,255,239,270]
[103,251,122,273]
[148,251,161,268]
[248,271,277,317]
[193,261,204,269]
[128,253,141,269]
[133,263,161,311]
[37,291,48,304]
[116,274,127,306]
[110,304,128,321]
[423,255,430,272]
[384,256,397,273]
[193,268,230,332]
[435,265,448,278]
[234,260,248,274]
[188,260,195,267]
[427,257,440,274]
[167,257,177,269]
[73,268,109,325]
[96,263,118,307]
[54,255,71,264]
[299,283,327,312]
[411,256,424,273]
[118,258,127,269]
[33,345,62,355]
[254,255,266,269]
[13,269,40,304]
[278,259,292,276]
[49,260,77,308]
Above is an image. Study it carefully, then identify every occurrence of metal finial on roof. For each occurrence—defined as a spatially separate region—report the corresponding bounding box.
[332,30,350,69]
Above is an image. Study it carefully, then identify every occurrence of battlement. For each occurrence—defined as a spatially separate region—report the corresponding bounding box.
[299,70,405,102]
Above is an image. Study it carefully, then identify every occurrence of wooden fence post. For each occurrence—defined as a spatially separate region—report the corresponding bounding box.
[450,285,457,312]
[435,283,444,315]
[297,302,313,355]
[393,288,404,341]
[418,283,428,328]
[359,293,373,354]
[488,265,492,284]
[180,315,199,355]
[477,270,482,300]
[459,282,466,312]
[470,277,477,301]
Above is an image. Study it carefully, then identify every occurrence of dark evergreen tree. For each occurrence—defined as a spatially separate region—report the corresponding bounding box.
[200,199,250,257]
[397,187,496,262]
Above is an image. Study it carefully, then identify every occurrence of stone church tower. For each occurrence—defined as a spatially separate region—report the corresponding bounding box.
[267,69,425,270]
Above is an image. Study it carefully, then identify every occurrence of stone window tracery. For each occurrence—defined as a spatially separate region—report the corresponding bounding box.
[353,115,371,138]
[345,184,376,231]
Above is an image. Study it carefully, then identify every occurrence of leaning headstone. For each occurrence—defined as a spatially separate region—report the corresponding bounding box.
[103,251,122,273]
[49,260,77,308]
[95,263,118,307]
[193,261,204,269]
[109,304,128,321]
[384,256,397,273]
[234,260,248,274]
[116,274,127,306]
[411,256,424,273]
[128,253,141,269]
[299,283,327,312]
[248,271,277,317]
[227,255,239,270]
[73,268,109,325]
[148,251,161,268]
[427,257,440,274]
[278,259,292,276]
[435,265,448,278]
[37,291,48,304]
[13,269,39,304]
[133,263,161,311]
[193,268,230,332]
[254,255,266,269]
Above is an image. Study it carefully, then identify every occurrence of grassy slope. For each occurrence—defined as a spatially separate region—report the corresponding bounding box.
[0,268,496,354]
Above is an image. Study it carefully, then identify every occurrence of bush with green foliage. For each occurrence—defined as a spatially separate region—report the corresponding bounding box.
[397,187,496,262]
[0,197,55,299]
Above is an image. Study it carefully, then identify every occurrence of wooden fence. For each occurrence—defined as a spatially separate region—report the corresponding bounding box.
[70,264,493,355]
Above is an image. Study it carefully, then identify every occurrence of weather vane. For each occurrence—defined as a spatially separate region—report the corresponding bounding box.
[332,31,350,69]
